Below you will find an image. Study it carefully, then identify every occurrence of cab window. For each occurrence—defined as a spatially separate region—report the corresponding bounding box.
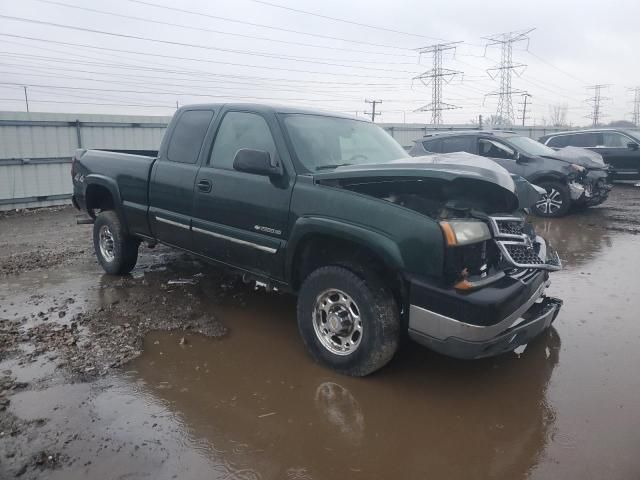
[421,139,442,153]
[209,112,278,170]
[478,138,515,159]
[440,136,475,154]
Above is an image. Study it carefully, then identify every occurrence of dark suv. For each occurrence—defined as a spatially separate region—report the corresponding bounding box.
[539,128,640,181]
[409,131,611,217]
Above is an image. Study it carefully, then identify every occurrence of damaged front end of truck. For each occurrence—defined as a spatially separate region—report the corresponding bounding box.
[314,152,563,359]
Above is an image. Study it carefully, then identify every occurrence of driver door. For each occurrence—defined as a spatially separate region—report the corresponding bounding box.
[477,138,527,177]
[191,110,294,279]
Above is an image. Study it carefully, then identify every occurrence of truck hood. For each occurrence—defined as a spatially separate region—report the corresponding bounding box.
[541,146,606,168]
[313,152,542,211]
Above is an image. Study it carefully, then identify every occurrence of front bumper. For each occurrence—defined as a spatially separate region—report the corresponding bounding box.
[570,170,612,207]
[408,282,562,359]
[408,217,563,359]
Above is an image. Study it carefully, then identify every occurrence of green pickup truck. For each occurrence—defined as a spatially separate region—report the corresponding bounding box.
[72,104,562,376]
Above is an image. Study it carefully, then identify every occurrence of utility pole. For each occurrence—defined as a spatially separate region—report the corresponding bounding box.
[629,86,640,127]
[23,86,29,113]
[518,92,532,126]
[585,84,611,127]
[364,99,382,122]
[412,42,463,125]
[176,100,179,110]
[483,29,534,126]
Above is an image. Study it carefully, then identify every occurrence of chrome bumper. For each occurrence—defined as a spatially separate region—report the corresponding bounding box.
[408,281,563,359]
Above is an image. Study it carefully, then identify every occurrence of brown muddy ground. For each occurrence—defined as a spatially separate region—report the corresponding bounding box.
[1,187,640,480]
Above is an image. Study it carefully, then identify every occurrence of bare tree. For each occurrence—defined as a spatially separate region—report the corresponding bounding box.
[549,104,568,127]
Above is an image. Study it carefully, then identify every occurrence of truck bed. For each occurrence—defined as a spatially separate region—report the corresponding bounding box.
[73,149,157,237]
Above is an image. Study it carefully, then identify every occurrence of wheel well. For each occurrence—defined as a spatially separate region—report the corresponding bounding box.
[291,235,406,308]
[85,184,114,216]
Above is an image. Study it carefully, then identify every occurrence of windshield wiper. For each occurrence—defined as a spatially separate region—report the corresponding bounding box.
[315,163,352,171]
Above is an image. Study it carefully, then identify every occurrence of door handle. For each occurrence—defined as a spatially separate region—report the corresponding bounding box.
[197,179,212,193]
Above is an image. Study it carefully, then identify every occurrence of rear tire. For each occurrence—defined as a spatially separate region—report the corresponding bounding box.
[532,181,571,217]
[297,266,400,376]
[93,210,139,275]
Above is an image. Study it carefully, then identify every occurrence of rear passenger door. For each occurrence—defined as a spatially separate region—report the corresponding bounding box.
[191,110,294,279]
[593,131,640,180]
[148,108,215,250]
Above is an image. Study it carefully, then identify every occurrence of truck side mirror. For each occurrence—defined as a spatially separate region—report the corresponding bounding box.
[233,149,283,177]
[627,142,639,151]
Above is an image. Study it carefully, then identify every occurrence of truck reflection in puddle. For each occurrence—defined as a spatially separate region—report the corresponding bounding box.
[127,285,561,480]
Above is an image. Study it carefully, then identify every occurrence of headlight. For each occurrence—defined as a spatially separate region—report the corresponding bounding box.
[569,163,585,173]
[440,220,492,246]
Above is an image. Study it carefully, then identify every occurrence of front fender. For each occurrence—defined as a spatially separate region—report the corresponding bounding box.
[286,216,405,284]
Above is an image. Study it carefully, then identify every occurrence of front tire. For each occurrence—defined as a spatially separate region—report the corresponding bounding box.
[93,210,139,275]
[297,266,400,376]
[533,181,571,217]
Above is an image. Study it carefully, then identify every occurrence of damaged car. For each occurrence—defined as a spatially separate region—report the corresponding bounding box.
[409,131,612,217]
[71,104,562,376]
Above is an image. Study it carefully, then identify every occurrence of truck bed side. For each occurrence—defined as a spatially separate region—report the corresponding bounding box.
[72,149,156,236]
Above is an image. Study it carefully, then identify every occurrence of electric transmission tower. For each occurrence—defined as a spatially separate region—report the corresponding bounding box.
[364,99,382,122]
[629,86,640,126]
[585,84,611,127]
[412,42,463,125]
[483,29,534,126]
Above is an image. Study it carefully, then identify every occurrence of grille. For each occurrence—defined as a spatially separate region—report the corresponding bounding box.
[495,219,524,236]
[504,244,543,265]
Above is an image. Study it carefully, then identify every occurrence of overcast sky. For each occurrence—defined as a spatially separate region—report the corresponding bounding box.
[0,0,638,125]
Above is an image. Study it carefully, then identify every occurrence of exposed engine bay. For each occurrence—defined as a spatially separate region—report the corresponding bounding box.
[319,174,560,288]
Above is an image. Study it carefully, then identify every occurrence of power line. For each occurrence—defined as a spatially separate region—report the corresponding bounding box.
[0,81,362,103]
[0,97,174,109]
[525,50,588,85]
[483,29,534,125]
[0,15,423,75]
[127,0,416,52]
[413,42,463,125]
[585,84,611,127]
[246,0,447,41]
[0,34,410,85]
[364,99,382,122]
[28,0,418,60]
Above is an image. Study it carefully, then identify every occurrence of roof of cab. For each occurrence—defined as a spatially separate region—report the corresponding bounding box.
[176,103,362,121]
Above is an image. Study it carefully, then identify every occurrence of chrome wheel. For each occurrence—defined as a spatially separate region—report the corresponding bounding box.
[98,225,116,262]
[536,188,564,215]
[313,289,363,356]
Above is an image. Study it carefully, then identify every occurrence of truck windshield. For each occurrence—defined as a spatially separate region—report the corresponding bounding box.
[506,136,557,157]
[283,114,408,171]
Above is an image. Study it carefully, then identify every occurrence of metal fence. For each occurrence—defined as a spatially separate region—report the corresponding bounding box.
[0,111,170,211]
[1,110,637,211]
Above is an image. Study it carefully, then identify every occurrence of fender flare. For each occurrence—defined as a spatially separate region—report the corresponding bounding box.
[285,216,405,285]
[84,174,128,233]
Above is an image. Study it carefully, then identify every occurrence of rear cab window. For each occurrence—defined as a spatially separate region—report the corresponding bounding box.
[167,110,215,164]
